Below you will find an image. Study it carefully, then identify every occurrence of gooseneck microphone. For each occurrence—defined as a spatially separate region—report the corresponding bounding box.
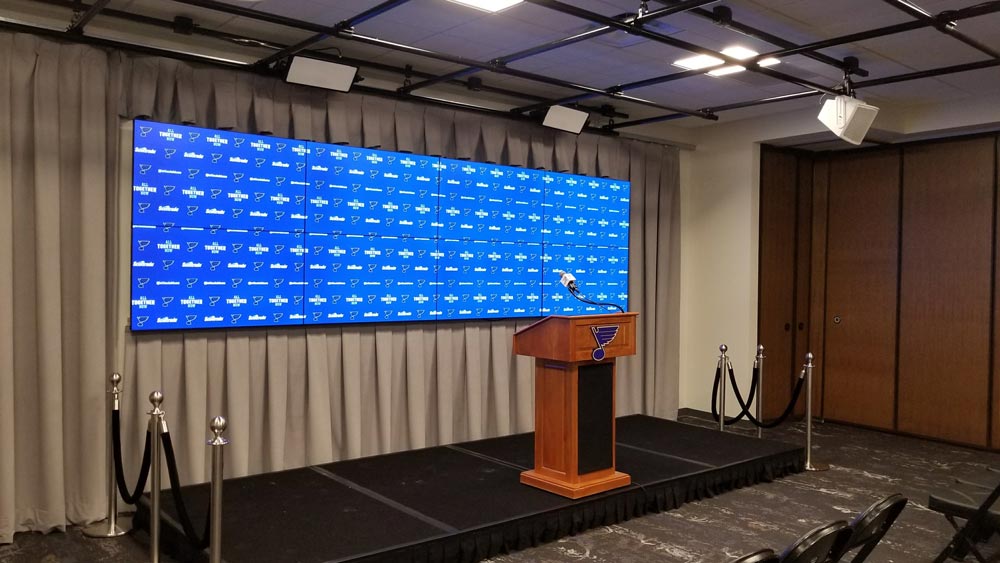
[557,271,625,314]
[558,271,578,293]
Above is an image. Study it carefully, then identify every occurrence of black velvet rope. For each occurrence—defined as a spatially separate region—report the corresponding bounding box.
[727,365,758,417]
[161,432,211,549]
[112,409,152,505]
[711,365,807,429]
[710,366,757,425]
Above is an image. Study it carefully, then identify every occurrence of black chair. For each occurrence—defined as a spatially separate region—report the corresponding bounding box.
[839,494,907,562]
[929,481,1000,563]
[733,549,779,563]
[779,521,853,563]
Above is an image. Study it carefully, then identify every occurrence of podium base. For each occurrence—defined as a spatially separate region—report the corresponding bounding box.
[520,470,631,499]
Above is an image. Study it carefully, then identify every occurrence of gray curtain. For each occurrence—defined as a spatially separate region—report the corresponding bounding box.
[0,31,681,543]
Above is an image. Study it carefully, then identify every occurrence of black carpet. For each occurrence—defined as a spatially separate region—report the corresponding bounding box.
[134,415,804,563]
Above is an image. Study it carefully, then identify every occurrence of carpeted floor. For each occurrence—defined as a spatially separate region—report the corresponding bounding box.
[2,410,997,563]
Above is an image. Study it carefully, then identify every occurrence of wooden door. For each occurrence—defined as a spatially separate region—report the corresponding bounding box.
[793,157,813,416]
[822,149,900,430]
[898,137,995,446]
[758,148,799,419]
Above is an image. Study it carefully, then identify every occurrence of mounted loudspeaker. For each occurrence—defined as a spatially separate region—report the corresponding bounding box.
[286,56,358,92]
[817,95,879,145]
[543,105,589,134]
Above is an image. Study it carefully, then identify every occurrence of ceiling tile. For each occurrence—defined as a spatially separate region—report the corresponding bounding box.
[859,26,988,71]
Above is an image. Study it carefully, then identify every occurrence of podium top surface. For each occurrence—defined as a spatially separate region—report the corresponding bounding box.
[513,312,638,363]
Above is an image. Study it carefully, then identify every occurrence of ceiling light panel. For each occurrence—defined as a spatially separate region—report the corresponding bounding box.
[446,0,523,12]
[673,54,724,70]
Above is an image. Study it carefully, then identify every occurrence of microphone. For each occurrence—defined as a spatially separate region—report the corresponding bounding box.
[558,271,578,293]
[556,271,624,313]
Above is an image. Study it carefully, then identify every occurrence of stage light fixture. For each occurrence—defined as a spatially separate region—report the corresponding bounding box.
[817,95,879,145]
[285,56,358,92]
[543,105,589,134]
[447,0,523,12]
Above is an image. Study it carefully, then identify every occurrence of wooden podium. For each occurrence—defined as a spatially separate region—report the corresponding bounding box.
[513,312,638,499]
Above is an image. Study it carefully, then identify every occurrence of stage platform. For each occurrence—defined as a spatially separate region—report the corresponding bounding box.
[135,415,804,563]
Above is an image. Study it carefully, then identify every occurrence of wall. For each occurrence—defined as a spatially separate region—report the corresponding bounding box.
[674,108,833,415]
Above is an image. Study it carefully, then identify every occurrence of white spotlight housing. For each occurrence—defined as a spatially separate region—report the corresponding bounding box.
[818,95,879,145]
[543,105,589,134]
[285,56,358,92]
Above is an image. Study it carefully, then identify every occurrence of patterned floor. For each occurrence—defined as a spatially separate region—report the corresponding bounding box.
[2,411,997,563]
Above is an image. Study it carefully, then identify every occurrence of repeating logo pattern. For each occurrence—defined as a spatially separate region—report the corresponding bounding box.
[131,120,630,331]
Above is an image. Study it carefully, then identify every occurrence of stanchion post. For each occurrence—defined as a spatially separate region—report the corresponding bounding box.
[148,391,165,563]
[84,373,131,538]
[718,344,728,432]
[755,346,764,439]
[208,416,229,563]
[804,353,828,471]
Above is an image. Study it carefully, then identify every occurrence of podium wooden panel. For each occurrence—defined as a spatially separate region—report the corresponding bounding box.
[513,312,638,499]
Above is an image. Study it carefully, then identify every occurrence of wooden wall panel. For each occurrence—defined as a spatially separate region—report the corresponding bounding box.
[994,136,1000,450]
[898,137,995,446]
[758,148,799,419]
[809,158,829,419]
[794,157,813,416]
[823,149,899,430]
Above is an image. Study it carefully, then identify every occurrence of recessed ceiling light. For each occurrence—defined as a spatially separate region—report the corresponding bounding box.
[721,46,758,60]
[446,0,523,12]
[673,54,724,71]
[708,65,745,76]
[675,46,782,76]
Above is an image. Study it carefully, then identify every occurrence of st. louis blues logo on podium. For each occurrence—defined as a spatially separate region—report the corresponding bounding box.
[591,325,619,361]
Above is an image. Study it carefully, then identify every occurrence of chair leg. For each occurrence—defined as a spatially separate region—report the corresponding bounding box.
[849,541,878,563]
[935,516,991,563]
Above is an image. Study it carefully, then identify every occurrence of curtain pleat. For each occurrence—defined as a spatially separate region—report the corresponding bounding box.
[0,31,681,543]
[0,33,18,544]
[453,112,480,160]
[553,131,576,172]
[529,128,554,170]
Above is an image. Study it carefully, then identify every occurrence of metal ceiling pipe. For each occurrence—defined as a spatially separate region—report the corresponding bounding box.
[339,30,716,119]
[512,0,1000,115]
[0,18,624,136]
[67,0,111,33]
[522,0,841,96]
[879,0,1000,59]
[254,0,414,68]
[683,3,868,76]
[169,0,716,120]
[37,0,623,113]
[400,0,718,94]
[608,56,1000,129]
[513,67,711,115]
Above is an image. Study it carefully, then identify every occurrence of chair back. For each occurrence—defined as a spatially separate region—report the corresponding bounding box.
[780,521,852,563]
[733,548,779,563]
[844,494,907,562]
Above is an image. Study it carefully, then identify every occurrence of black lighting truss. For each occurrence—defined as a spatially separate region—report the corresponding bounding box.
[12,0,1000,129]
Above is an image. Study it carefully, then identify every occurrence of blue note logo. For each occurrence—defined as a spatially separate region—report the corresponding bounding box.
[138,126,152,137]
[590,325,619,361]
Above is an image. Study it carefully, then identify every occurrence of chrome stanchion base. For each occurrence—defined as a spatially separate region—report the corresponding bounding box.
[83,515,132,537]
[805,462,830,472]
